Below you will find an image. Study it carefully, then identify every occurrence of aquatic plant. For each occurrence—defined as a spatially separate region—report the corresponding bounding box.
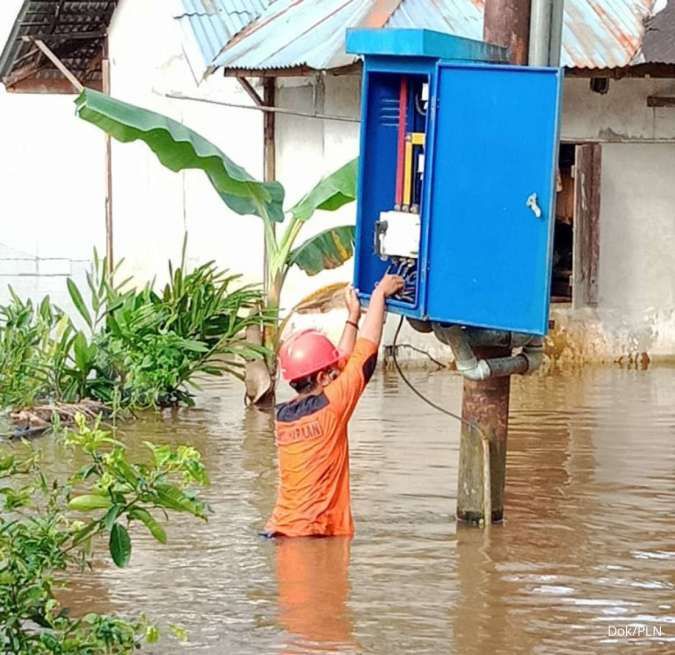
[0,415,208,652]
[76,89,357,404]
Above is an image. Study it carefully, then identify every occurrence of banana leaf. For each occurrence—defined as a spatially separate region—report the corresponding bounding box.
[75,89,284,222]
[289,158,358,221]
[289,225,355,276]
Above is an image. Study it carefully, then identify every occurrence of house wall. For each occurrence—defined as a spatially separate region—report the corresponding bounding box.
[0,0,103,315]
[1,0,673,361]
[552,78,675,363]
[106,0,265,288]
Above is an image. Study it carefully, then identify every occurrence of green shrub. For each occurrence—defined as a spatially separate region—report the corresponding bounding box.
[0,242,269,411]
[0,415,208,652]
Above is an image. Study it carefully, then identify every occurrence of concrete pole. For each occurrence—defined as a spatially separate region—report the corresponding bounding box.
[456,0,533,524]
[457,347,511,523]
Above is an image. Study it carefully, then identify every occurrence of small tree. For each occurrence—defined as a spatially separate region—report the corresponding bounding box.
[76,90,358,403]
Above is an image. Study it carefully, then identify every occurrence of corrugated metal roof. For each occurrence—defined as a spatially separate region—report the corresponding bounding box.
[560,0,656,68]
[387,0,483,37]
[178,0,272,65]
[0,0,119,92]
[178,0,672,74]
[210,0,379,72]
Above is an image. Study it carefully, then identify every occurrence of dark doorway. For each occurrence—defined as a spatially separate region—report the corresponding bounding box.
[551,143,601,306]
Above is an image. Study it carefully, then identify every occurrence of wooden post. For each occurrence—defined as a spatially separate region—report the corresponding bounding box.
[456,0,532,525]
[261,78,276,292]
[102,38,114,274]
[31,39,84,92]
[572,144,601,309]
[263,78,276,183]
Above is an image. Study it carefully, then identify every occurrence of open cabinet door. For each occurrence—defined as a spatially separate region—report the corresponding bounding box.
[573,144,601,308]
[425,62,562,335]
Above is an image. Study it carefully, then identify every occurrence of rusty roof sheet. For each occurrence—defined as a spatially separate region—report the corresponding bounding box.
[560,0,659,68]
[177,0,673,74]
[0,0,119,92]
[208,0,392,73]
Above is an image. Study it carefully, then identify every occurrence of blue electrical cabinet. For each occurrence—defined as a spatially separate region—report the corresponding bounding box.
[346,29,563,335]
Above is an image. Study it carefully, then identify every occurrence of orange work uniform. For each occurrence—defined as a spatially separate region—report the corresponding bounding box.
[265,337,378,537]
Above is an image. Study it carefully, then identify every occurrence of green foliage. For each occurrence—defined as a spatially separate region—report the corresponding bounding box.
[0,290,94,407]
[0,415,206,652]
[90,244,269,408]
[288,158,358,221]
[289,225,356,276]
[74,92,360,399]
[0,245,269,411]
[76,88,284,222]
[0,292,57,408]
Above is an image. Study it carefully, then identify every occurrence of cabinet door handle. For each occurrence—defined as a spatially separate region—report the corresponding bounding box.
[526,193,543,218]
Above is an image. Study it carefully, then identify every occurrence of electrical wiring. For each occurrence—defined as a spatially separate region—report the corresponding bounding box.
[390,316,486,440]
[391,315,493,522]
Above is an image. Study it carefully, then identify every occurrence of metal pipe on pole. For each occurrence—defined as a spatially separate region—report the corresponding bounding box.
[455,0,533,524]
[529,0,565,66]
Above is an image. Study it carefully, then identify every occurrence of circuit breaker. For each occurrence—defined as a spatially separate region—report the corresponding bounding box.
[346,29,563,336]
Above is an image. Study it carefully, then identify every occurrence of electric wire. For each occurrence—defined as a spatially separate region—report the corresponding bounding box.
[390,342,446,369]
[391,315,493,521]
[391,315,487,440]
[415,94,427,116]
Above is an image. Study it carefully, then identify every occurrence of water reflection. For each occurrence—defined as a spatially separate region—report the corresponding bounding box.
[275,537,354,654]
[13,366,675,653]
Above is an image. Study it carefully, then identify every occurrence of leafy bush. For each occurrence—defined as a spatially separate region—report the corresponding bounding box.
[0,290,87,408]
[0,243,269,411]
[0,415,208,653]
[86,249,268,408]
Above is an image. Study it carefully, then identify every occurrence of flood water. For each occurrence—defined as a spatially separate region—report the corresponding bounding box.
[35,367,675,653]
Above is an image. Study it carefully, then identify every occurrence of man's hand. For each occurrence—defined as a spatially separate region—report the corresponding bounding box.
[345,284,361,321]
[374,274,405,299]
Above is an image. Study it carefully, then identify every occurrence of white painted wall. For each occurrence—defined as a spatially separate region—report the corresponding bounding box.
[562,77,675,141]
[106,0,265,289]
[0,0,103,313]
[596,144,675,356]
[1,0,674,359]
[104,1,362,315]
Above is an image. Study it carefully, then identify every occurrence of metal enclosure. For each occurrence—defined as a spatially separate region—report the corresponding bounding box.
[347,28,563,336]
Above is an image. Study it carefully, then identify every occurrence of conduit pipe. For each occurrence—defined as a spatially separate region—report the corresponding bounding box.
[432,324,544,380]
[529,0,564,67]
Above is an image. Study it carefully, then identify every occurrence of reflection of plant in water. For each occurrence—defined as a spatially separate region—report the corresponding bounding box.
[0,415,208,652]
[0,241,270,413]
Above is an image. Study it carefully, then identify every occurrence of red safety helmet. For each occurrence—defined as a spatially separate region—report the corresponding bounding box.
[278,329,343,382]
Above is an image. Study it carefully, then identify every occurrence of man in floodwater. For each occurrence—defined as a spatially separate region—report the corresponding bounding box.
[265,273,404,537]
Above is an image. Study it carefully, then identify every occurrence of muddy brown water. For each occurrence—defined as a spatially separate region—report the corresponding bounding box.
[27,367,675,653]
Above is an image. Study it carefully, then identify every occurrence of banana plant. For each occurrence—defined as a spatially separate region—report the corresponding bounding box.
[75,89,358,403]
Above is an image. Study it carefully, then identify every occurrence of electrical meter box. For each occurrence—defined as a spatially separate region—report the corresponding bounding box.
[346,29,563,336]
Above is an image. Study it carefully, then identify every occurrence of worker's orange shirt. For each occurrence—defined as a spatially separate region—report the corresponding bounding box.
[266,338,378,537]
